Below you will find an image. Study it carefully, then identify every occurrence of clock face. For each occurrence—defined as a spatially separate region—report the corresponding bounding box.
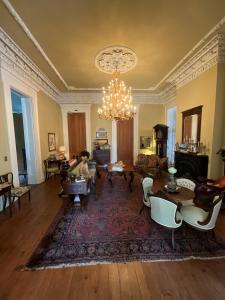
[157,129,163,139]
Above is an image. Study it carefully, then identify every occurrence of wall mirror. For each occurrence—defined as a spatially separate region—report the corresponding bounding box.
[140,136,151,149]
[182,105,202,143]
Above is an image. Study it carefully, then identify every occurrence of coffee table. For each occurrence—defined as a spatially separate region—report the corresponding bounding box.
[107,164,135,192]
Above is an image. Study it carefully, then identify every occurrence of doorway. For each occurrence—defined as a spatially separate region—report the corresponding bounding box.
[10,89,38,185]
[11,90,27,185]
[67,112,86,159]
[117,119,134,166]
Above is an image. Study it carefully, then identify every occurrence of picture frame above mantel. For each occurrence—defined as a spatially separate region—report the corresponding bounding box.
[182,105,202,143]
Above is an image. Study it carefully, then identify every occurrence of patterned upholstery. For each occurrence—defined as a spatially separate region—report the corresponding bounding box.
[176,178,196,207]
[176,178,196,191]
[11,186,31,197]
[135,154,167,178]
[0,172,31,210]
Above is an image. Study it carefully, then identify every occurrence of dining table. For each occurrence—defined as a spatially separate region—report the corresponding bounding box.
[152,180,195,204]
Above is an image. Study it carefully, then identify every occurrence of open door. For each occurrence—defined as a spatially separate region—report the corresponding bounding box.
[117,119,133,166]
[67,112,86,159]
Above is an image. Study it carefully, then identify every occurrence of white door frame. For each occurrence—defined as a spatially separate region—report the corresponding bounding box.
[60,104,91,159]
[1,70,43,185]
[111,105,139,164]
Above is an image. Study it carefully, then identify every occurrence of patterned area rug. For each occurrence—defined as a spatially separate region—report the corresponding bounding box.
[26,173,225,269]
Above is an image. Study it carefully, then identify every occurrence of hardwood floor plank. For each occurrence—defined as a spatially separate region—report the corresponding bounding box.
[1,176,225,299]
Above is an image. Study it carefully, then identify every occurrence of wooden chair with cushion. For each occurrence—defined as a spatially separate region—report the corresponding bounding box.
[150,195,183,249]
[44,159,60,181]
[0,172,31,210]
[176,178,196,206]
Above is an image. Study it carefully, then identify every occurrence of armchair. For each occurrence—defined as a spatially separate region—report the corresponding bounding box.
[135,154,167,178]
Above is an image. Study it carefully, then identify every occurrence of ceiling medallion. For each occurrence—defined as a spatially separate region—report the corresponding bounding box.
[96,46,137,121]
[95,46,137,74]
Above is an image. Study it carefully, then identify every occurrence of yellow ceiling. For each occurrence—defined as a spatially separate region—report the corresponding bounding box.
[1,0,225,91]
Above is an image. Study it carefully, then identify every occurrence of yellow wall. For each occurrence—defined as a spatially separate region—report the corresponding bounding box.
[175,65,221,178]
[37,91,63,162]
[91,104,112,151]
[211,63,225,178]
[0,80,11,174]
[139,104,165,154]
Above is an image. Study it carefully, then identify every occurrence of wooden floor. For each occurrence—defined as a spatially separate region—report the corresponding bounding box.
[1,176,225,300]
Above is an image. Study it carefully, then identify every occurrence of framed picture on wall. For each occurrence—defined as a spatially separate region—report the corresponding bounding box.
[96,131,107,139]
[48,133,56,151]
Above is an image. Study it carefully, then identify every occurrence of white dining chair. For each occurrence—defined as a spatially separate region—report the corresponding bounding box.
[180,192,224,234]
[176,178,196,206]
[150,196,183,249]
[140,177,154,214]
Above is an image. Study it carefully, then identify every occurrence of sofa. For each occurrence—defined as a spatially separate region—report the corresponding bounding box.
[134,154,168,178]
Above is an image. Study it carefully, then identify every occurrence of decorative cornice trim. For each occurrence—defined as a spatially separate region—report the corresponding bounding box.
[3,0,225,94]
[0,27,60,100]
[154,16,225,90]
[166,33,225,89]
[57,91,165,105]
[1,0,74,90]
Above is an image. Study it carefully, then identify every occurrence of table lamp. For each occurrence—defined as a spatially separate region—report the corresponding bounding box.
[58,145,66,160]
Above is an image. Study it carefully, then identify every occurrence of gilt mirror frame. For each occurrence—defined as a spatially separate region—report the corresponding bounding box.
[182,105,202,143]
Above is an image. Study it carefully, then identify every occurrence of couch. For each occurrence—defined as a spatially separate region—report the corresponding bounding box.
[134,154,167,178]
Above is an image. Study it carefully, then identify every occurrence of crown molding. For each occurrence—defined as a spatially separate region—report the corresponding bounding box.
[0,27,60,100]
[166,33,225,89]
[1,0,73,90]
[3,0,225,94]
[57,90,165,105]
[154,16,225,90]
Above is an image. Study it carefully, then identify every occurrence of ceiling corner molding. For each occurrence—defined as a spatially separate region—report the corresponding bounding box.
[0,27,60,100]
[166,33,225,89]
[1,0,77,91]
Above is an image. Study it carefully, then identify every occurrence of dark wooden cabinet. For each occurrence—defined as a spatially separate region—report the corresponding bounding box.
[93,149,110,166]
[153,124,168,157]
[175,151,208,179]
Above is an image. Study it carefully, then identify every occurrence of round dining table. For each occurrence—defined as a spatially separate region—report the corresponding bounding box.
[153,181,195,204]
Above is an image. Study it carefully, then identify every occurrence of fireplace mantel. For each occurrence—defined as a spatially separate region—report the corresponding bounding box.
[175,151,208,179]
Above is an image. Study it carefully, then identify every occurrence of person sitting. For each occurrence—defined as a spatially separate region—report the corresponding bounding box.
[77,150,90,177]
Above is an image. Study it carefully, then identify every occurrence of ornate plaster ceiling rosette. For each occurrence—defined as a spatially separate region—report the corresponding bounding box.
[95,46,137,74]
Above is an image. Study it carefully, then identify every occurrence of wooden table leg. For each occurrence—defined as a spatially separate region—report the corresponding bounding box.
[107,172,113,187]
[128,171,134,192]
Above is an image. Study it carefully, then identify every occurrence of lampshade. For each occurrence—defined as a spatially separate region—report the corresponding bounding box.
[59,145,66,152]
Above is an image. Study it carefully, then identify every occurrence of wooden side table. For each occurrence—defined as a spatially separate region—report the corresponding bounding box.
[107,165,135,192]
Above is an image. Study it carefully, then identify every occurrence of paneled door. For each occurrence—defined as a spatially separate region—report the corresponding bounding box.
[117,119,133,166]
[67,112,86,159]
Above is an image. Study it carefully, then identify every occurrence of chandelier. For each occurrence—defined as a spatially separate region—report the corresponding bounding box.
[95,46,137,121]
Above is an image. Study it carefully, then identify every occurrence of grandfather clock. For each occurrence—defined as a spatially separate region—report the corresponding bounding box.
[154,124,168,157]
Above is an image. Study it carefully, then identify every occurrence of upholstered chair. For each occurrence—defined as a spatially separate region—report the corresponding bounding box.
[139,177,154,214]
[176,178,196,206]
[44,159,60,181]
[180,192,224,233]
[0,172,31,210]
[150,196,183,249]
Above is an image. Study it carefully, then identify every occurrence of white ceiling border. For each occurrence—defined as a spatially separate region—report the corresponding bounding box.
[0,27,60,101]
[1,0,73,90]
[167,33,225,89]
[2,0,225,95]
